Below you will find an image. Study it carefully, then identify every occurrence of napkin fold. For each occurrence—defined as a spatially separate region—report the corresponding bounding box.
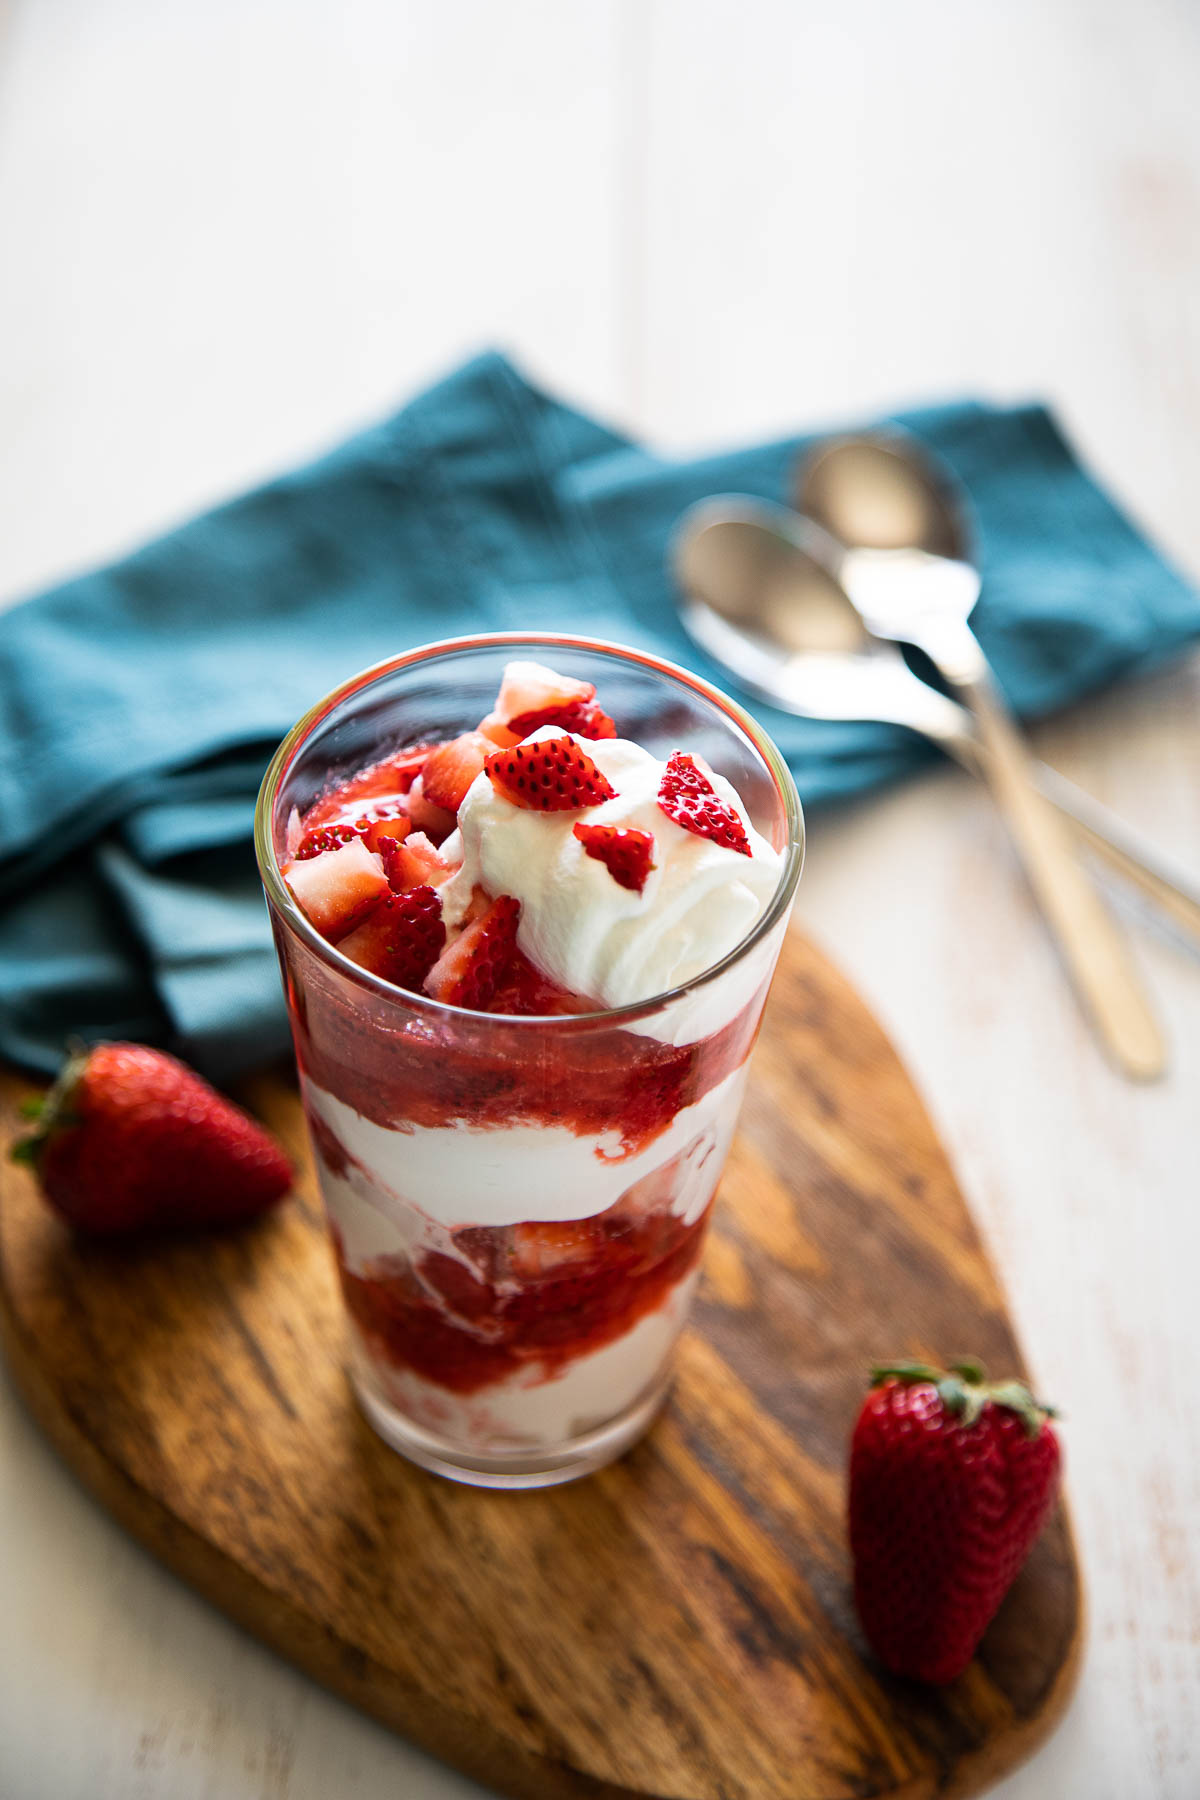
[2,352,1197,1079]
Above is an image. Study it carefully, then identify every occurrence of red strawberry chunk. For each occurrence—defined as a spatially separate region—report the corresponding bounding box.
[338,885,446,989]
[295,822,363,860]
[493,660,595,726]
[485,736,616,812]
[421,731,494,812]
[404,777,457,845]
[657,751,751,856]
[296,806,414,860]
[458,884,494,926]
[507,697,618,741]
[358,809,412,855]
[510,1218,600,1278]
[424,895,521,1009]
[477,717,521,749]
[573,822,655,893]
[381,831,454,892]
[284,838,390,939]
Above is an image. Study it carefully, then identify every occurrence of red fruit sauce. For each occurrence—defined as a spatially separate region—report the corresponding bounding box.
[288,963,760,1153]
[332,1196,711,1397]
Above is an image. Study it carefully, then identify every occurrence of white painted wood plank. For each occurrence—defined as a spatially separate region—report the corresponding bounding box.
[636,0,1200,575]
[0,0,628,605]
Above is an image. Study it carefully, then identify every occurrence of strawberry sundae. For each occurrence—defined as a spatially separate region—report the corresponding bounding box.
[260,643,800,1485]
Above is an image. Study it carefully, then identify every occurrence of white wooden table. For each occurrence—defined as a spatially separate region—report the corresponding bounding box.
[2,3,1198,1796]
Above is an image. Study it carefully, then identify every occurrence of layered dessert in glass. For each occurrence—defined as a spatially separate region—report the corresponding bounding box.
[255,636,803,1487]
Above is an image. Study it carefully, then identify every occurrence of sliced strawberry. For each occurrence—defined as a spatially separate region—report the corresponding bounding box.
[337,885,446,989]
[424,895,521,1008]
[573,822,655,893]
[284,838,390,939]
[510,1219,599,1278]
[484,736,616,812]
[358,809,412,855]
[458,884,494,927]
[295,822,364,860]
[507,697,618,741]
[405,777,457,845]
[476,716,522,749]
[381,831,454,892]
[492,660,595,727]
[657,751,751,856]
[421,732,493,812]
[297,806,415,860]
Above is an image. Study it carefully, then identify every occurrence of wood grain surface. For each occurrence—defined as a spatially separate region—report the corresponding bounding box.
[0,933,1080,1800]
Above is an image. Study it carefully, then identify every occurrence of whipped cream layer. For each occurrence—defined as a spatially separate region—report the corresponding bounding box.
[348,1270,697,1452]
[305,1064,748,1231]
[439,731,783,1044]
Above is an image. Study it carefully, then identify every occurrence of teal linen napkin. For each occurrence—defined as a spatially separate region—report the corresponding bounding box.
[2,352,1197,1079]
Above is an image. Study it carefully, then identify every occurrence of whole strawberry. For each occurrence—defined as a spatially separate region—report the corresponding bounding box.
[12,1042,292,1235]
[848,1359,1061,1684]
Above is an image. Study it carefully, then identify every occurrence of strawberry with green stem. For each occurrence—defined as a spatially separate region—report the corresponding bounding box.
[848,1357,1062,1684]
[12,1042,292,1236]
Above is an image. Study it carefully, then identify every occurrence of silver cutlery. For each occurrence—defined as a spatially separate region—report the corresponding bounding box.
[674,489,1188,1078]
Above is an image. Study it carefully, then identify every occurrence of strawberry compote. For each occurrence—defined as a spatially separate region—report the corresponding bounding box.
[258,637,802,1487]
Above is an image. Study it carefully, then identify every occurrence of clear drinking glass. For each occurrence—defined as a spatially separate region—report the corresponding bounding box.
[255,634,803,1488]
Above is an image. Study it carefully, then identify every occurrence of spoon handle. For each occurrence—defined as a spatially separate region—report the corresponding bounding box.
[1030,765,1200,947]
[958,663,1166,1080]
[933,722,1200,947]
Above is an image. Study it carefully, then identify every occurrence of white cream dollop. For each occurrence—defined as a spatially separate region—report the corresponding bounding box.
[438,730,783,1018]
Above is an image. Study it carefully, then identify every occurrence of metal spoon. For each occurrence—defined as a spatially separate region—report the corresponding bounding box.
[674,498,1200,969]
[791,435,1164,1079]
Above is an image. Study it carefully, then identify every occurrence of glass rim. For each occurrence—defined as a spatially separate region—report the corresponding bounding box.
[254,631,805,1031]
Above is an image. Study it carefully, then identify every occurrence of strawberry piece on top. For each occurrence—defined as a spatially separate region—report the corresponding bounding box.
[421,731,494,812]
[476,717,522,750]
[338,885,446,989]
[484,736,616,813]
[295,821,363,861]
[424,895,521,1008]
[404,777,457,845]
[492,660,595,726]
[573,822,655,893]
[357,809,412,856]
[381,831,454,892]
[284,837,391,939]
[507,697,618,741]
[657,751,751,856]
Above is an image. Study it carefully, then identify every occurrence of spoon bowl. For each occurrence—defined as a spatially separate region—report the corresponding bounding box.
[674,499,863,656]
[799,433,968,560]
[671,493,1200,964]
[673,498,975,748]
[799,435,982,652]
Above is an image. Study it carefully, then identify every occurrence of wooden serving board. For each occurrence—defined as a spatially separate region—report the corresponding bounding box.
[0,932,1081,1800]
